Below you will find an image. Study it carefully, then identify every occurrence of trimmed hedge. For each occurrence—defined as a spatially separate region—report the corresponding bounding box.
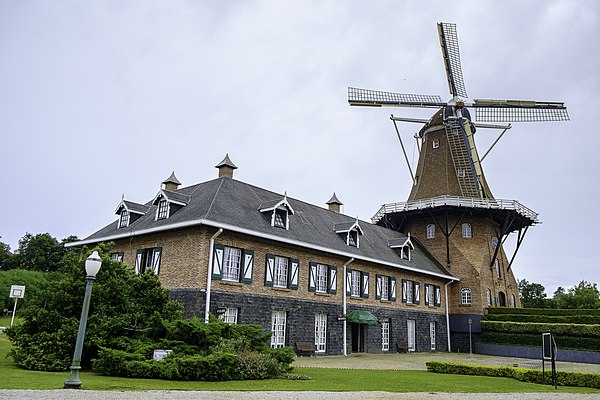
[426,361,600,389]
[485,313,600,325]
[480,332,600,352]
[487,307,600,316]
[481,321,600,338]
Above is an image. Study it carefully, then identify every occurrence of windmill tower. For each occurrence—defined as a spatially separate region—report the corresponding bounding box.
[349,23,568,349]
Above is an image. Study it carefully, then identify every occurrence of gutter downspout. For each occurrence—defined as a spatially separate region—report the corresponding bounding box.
[445,280,454,352]
[342,258,354,356]
[204,228,223,323]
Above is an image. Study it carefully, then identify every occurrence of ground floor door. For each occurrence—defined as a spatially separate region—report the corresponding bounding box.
[407,319,416,352]
[351,323,365,353]
[498,291,506,307]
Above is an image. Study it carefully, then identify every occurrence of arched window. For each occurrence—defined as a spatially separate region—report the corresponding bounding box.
[510,294,516,308]
[462,223,472,238]
[498,291,507,307]
[486,288,493,307]
[426,224,435,239]
[491,237,499,248]
[461,288,472,305]
[495,258,501,278]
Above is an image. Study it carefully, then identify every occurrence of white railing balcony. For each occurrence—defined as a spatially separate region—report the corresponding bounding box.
[371,195,539,224]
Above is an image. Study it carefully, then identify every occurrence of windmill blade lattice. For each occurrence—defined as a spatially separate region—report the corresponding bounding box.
[473,99,569,122]
[438,22,468,99]
[348,87,444,108]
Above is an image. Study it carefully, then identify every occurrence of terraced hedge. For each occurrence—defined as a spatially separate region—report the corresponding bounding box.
[485,313,600,325]
[480,332,600,352]
[481,321,600,338]
[487,307,600,316]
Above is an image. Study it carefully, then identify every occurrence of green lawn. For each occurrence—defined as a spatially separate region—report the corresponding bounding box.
[0,333,597,393]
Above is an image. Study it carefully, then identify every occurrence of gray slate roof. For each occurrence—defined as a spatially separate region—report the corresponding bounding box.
[117,200,151,215]
[79,176,454,279]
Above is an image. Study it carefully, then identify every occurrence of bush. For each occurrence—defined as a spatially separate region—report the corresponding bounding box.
[480,331,600,352]
[426,361,600,389]
[487,307,600,316]
[485,313,600,325]
[481,321,600,338]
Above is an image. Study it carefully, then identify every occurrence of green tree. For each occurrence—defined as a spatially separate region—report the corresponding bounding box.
[0,269,54,313]
[517,279,552,308]
[6,233,64,272]
[554,280,600,309]
[0,239,11,268]
[6,243,182,371]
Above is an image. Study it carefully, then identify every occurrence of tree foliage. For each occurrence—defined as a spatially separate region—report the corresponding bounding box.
[0,269,56,312]
[517,279,552,308]
[2,233,76,272]
[554,280,600,309]
[6,243,182,371]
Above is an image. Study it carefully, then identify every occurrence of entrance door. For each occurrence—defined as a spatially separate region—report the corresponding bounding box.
[498,292,506,307]
[407,320,416,352]
[351,323,365,353]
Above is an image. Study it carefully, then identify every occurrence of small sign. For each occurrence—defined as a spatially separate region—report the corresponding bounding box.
[542,333,553,360]
[152,349,172,361]
[337,316,346,321]
[9,285,25,299]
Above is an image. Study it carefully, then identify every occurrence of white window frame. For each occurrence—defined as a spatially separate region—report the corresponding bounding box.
[315,263,328,293]
[427,284,435,306]
[119,209,130,228]
[350,270,361,297]
[511,294,516,308]
[273,209,287,229]
[219,307,238,324]
[222,246,242,282]
[273,256,289,288]
[487,288,493,306]
[157,199,169,220]
[381,319,390,351]
[406,281,414,304]
[430,321,436,350]
[407,319,416,352]
[314,313,327,353]
[271,310,286,348]
[461,288,472,305]
[462,223,472,238]
[381,276,389,301]
[426,224,435,239]
[432,139,440,149]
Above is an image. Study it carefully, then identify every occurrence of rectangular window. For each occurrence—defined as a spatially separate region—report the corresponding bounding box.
[271,311,286,348]
[315,263,328,293]
[430,321,436,350]
[273,256,289,288]
[402,279,420,305]
[381,319,390,351]
[461,288,472,305]
[314,313,327,353]
[219,307,238,324]
[222,246,242,281]
[381,276,389,301]
[406,281,414,304]
[273,209,286,228]
[119,210,129,228]
[351,270,361,297]
[407,319,416,352]
[110,252,124,262]
[157,200,169,219]
[427,284,435,306]
[136,248,161,275]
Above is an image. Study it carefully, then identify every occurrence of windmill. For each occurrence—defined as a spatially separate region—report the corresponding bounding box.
[349,22,569,199]
[348,23,569,320]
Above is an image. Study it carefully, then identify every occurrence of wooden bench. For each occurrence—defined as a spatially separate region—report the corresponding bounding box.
[396,342,408,353]
[295,341,315,356]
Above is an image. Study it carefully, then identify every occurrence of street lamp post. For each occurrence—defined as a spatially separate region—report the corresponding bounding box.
[64,251,102,389]
[468,318,473,356]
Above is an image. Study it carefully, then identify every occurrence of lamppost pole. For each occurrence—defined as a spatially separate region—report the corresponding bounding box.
[64,251,102,389]
[468,318,473,356]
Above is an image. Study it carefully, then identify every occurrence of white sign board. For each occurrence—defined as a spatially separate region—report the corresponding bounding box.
[152,349,172,361]
[9,285,26,299]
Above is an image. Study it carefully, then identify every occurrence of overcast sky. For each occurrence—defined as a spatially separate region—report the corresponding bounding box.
[1,0,598,295]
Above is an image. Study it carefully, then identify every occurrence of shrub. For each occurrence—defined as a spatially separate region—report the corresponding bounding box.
[487,307,600,316]
[481,321,600,338]
[480,331,600,352]
[485,313,600,325]
[426,361,600,389]
[237,351,281,380]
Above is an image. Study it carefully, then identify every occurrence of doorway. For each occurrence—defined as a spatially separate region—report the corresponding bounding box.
[498,291,506,307]
[407,319,416,352]
[351,323,365,353]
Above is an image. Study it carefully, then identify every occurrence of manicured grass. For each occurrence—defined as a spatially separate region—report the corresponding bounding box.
[0,334,598,393]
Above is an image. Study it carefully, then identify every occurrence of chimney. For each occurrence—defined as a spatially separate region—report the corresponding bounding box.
[162,171,181,191]
[215,153,238,178]
[326,192,343,213]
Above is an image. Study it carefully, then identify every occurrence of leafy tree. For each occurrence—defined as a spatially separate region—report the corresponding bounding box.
[518,279,552,308]
[0,238,11,268]
[5,233,64,272]
[0,269,55,313]
[554,280,600,309]
[6,243,182,371]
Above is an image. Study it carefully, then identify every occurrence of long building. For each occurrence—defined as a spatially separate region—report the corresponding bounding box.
[69,155,457,355]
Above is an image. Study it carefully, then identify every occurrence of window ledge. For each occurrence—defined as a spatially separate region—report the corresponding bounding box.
[220,280,243,287]
[314,292,331,297]
[272,287,292,292]
[349,296,364,300]
[380,299,391,303]
[459,303,472,307]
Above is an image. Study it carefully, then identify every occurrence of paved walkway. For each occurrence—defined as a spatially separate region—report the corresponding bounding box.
[292,352,600,374]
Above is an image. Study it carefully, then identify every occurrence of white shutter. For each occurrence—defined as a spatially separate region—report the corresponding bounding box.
[265,254,275,286]
[134,250,142,275]
[328,266,337,294]
[390,278,397,301]
[152,247,162,275]
[425,284,431,306]
[414,282,420,304]
[289,259,299,290]
[346,269,352,296]
[242,250,254,284]
[212,245,224,279]
[376,275,382,300]
[361,272,369,298]
[435,286,441,307]
[309,262,317,292]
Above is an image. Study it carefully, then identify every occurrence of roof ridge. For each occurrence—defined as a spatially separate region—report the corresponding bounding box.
[204,177,226,220]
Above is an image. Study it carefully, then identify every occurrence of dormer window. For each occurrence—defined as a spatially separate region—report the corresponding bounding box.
[388,235,414,261]
[119,210,130,228]
[115,199,150,229]
[259,193,295,230]
[157,200,169,220]
[462,223,472,238]
[334,218,364,248]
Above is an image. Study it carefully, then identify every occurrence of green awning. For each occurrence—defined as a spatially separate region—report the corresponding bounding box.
[347,310,378,325]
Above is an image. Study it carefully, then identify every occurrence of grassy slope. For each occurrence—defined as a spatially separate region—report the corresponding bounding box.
[0,334,597,393]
